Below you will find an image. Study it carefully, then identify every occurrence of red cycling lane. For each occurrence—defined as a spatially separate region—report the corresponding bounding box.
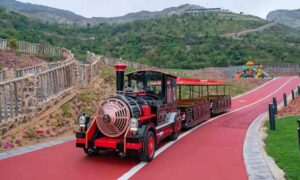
[130,77,300,180]
[0,77,299,180]
[231,77,290,109]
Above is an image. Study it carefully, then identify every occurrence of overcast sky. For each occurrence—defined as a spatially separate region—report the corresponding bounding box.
[18,0,300,19]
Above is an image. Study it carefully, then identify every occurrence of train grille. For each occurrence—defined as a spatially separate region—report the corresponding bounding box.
[96,98,130,137]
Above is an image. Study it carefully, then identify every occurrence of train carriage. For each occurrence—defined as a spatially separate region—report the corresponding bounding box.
[75,64,231,162]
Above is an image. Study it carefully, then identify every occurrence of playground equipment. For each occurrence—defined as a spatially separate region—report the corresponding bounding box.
[235,60,267,79]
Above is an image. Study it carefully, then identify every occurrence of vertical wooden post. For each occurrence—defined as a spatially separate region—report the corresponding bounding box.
[207,85,209,101]
[3,85,8,119]
[8,83,13,118]
[283,93,287,107]
[269,104,276,130]
[189,86,192,99]
[14,82,18,116]
[179,85,181,100]
[0,85,2,121]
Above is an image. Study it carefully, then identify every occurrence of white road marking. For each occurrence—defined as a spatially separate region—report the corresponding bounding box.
[118,77,296,180]
[232,77,278,100]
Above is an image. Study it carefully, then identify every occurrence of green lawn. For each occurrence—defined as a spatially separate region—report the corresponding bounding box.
[265,115,300,180]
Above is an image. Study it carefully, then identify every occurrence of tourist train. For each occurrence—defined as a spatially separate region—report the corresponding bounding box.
[75,64,231,162]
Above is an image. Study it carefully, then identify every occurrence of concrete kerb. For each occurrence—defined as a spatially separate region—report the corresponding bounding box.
[243,82,299,180]
[0,136,75,160]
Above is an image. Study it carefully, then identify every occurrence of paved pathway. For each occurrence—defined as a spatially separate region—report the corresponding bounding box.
[222,23,277,39]
[0,77,299,180]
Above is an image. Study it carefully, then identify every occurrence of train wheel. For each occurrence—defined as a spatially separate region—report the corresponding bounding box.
[139,131,156,162]
[169,114,182,141]
[83,147,97,156]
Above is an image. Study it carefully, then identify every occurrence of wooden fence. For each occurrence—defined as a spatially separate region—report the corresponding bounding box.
[0,76,31,122]
[0,61,77,123]
[14,64,44,78]
[0,38,63,57]
[37,62,76,103]
[264,63,300,72]
[78,53,101,88]
[0,39,8,50]
[0,71,3,82]
[0,48,106,125]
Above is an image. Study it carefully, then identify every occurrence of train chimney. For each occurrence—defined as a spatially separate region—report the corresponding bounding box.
[114,64,127,93]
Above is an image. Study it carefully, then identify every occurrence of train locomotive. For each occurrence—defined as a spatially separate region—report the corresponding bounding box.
[76,64,231,162]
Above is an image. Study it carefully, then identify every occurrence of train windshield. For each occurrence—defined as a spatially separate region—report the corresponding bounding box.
[125,71,162,92]
[125,70,176,102]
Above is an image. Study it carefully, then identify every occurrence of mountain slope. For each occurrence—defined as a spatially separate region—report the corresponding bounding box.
[0,0,205,25]
[267,9,300,28]
[86,4,204,25]
[0,8,300,69]
[0,0,85,23]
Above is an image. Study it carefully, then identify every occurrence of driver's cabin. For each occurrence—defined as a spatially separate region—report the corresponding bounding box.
[125,70,177,105]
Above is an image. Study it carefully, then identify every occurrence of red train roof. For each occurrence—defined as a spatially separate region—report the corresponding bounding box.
[177,78,226,86]
[148,77,226,86]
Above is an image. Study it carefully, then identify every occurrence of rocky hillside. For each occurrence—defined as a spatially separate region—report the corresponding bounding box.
[86,4,204,25]
[0,0,204,25]
[267,9,300,28]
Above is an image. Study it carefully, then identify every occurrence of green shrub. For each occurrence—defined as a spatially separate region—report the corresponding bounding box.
[61,103,72,118]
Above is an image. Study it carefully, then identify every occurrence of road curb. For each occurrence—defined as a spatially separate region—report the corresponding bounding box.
[0,136,75,160]
[243,84,298,180]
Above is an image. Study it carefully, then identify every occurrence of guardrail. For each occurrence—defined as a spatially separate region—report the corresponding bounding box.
[0,61,77,123]
[0,51,106,126]
[0,38,63,57]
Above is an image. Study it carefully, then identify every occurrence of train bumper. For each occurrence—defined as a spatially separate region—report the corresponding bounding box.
[95,137,142,151]
[75,133,143,152]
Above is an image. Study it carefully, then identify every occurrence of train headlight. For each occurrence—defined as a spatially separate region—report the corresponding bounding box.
[129,117,138,133]
[79,115,86,127]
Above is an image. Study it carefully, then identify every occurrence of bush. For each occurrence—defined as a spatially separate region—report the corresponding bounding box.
[61,103,72,118]
[8,38,17,50]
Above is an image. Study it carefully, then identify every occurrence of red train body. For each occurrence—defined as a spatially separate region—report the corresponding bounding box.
[76,64,231,162]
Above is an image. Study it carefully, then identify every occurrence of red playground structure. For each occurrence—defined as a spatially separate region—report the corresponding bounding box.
[76,64,231,162]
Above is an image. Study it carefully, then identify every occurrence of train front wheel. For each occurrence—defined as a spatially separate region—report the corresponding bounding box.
[139,131,156,162]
